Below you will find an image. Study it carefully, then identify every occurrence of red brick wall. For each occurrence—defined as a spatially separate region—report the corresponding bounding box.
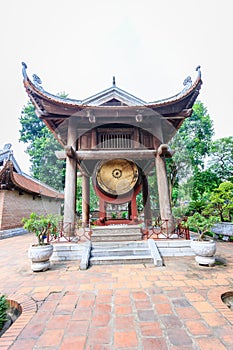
[0,190,63,230]
[0,191,4,229]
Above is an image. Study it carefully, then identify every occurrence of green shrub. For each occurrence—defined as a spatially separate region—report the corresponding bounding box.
[22,212,61,245]
[0,295,9,330]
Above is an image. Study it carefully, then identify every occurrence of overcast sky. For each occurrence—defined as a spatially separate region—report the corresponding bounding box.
[0,0,232,173]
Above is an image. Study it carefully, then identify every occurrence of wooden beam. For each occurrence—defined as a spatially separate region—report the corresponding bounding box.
[157,144,174,158]
[64,146,76,158]
[56,149,156,160]
[76,150,156,160]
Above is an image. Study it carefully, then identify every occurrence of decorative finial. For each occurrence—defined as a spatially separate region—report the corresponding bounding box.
[196,65,201,78]
[22,62,27,69]
[22,62,27,79]
[113,76,116,86]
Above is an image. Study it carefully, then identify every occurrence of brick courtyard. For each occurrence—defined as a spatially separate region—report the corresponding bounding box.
[0,233,232,349]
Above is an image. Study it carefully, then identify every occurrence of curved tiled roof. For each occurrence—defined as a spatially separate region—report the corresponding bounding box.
[21,62,202,146]
[0,161,63,199]
[22,62,202,110]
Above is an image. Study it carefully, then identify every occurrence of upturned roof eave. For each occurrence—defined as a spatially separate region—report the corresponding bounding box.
[22,62,202,113]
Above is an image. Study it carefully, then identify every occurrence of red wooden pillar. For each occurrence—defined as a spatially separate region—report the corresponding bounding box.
[131,191,138,223]
[99,198,106,225]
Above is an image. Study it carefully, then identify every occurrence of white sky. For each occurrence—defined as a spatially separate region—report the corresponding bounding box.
[0,0,232,173]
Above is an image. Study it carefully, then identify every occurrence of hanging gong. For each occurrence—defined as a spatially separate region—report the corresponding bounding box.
[96,158,139,196]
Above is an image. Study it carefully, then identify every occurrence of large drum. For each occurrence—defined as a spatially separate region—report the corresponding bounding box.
[94,159,140,199]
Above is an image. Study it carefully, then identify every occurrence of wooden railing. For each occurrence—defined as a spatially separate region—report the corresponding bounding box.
[46,220,91,243]
[45,217,190,243]
[142,218,190,240]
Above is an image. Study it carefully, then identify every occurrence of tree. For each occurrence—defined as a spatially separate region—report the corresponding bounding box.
[207,137,233,182]
[203,182,233,222]
[19,101,65,191]
[168,101,214,203]
[186,212,219,240]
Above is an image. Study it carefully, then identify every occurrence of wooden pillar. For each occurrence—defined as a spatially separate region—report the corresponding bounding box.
[131,191,138,223]
[155,150,174,233]
[64,117,77,235]
[142,174,152,227]
[128,202,132,220]
[82,175,90,227]
[91,128,97,149]
[99,198,106,225]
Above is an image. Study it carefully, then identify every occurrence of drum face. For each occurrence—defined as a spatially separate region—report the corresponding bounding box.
[96,159,139,197]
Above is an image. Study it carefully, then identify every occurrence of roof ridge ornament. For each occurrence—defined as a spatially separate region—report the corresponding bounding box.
[183,76,192,88]
[32,74,43,91]
[181,75,192,94]
[112,76,116,86]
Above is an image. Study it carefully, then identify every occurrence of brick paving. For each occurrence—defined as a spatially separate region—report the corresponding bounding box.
[0,233,232,349]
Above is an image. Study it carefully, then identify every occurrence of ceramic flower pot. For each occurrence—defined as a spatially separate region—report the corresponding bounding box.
[190,240,216,266]
[28,244,53,272]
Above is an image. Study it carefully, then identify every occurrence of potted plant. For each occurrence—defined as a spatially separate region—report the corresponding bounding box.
[187,213,219,266]
[22,212,60,272]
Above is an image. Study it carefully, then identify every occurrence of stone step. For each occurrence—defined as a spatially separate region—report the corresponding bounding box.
[89,255,154,266]
[156,240,194,256]
[89,239,163,267]
[92,241,148,249]
[92,225,141,234]
[91,225,142,242]
[0,228,28,239]
[91,247,151,257]
[91,233,142,242]
[51,243,85,261]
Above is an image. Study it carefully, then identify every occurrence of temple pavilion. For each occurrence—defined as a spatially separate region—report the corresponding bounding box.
[22,63,202,236]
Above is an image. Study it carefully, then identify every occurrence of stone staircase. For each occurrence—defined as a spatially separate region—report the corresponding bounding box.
[91,225,142,242]
[50,224,195,269]
[88,239,163,267]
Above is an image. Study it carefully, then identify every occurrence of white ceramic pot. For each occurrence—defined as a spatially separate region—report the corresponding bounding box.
[190,240,216,266]
[28,244,53,272]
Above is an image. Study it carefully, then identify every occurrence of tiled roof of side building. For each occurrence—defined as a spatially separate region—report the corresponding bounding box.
[0,161,63,199]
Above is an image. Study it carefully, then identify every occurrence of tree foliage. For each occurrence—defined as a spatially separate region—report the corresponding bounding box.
[203,182,233,222]
[168,101,214,204]
[207,137,233,182]
[19,101,65,191]
[190,169,221,201]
